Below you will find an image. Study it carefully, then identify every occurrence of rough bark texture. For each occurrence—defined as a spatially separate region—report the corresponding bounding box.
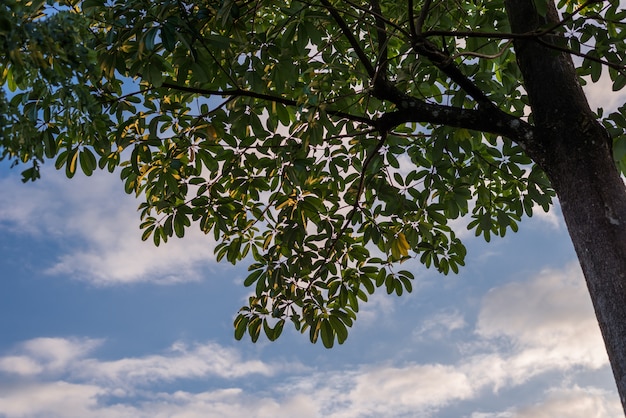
[505,0,626,411]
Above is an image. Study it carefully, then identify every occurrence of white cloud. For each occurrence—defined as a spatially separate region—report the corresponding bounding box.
[0,338,311,418]
[514,385,622,418]
[0,381,105,418]
[130,389,321,418]
[75,341,276,388]
[0,175,63,236]
[342,364,474,417]
[0,169,216,285]
[530,203,562,230]
[583,72,626,114]
[413,310,467,341]
[0,356,43,376]
[474,385,622,418]
[358,290,399,325]
[463,262,609,393]
[476,262,607,370]
[0,337,101,376]
[0,338,277,386]
[0,385,321,418]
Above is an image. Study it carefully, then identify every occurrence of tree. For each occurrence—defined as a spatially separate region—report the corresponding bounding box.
[2,0,626,410]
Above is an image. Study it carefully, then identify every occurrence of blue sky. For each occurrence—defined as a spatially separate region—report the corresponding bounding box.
[1,78,625,418]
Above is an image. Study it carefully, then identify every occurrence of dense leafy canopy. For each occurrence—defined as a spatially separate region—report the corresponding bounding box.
[1,0,625,348]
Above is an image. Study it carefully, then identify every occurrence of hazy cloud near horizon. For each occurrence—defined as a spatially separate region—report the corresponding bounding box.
[0,262,618,418]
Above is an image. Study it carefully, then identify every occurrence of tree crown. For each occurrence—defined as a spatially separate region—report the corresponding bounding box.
[1,0,625,347]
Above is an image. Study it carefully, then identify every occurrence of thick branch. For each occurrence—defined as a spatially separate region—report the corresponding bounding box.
[403,0,496,110]
[318,0,376,79]
[411,37,497,109]
[372,80,534,144]
[408,0,416,39]
[377,102,534,144]
[415,0,432,36]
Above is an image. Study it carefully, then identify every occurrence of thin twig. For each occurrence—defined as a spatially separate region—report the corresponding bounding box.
[538,0,606,36]
[451,40,513,60]
[535,37,626,73]
[340,0,411,37]
[370,0,388,80]
[160,82,376,126]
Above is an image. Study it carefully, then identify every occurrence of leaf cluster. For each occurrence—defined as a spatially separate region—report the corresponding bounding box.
[2,0,624,347]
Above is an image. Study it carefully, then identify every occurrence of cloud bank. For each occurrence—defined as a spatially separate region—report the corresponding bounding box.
[0,263,619,418]
[0,170,216,285]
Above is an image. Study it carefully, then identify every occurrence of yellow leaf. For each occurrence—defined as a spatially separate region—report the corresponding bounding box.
[206,124,218,142]
[276,198,295,210]
[396,232,410,257]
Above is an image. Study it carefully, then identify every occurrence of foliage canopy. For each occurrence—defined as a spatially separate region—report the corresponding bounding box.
[2,0,626,348]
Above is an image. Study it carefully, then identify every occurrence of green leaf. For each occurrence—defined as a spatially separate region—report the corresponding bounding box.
[329,315,348,344]
[234,314,249,340]
[161,23,177,52]
[141,225,155,241]
[6,67,16,92]
[244,269,264,287]
[535,2,549,19]
[66,148,79,178]
[613,74,626,91]
[82,0,105,11]
[248,317,262,343]
[43,130,57,159]
[273,319,285,339]
[320,318,334,348]
[143,27,159,52]
[79,148,97,176]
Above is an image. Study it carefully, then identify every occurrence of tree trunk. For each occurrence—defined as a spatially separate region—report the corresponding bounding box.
[547,118,626,412]
[504,0,626,412]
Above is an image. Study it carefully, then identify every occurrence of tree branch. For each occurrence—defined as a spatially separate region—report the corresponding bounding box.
[340,0,411,38]
[535,37,626,73]
[372,80,535,145]
[370,0,388,80]
[415,0,432,36]
[325,132,387,266]
[408,0,416,39]
[538,0,605,36]
[418,28,625,73]
[403,0,497,110]
[160,82,375,126]
[451,40,513,60]
[411,36,497,110]
[318,0,376,79]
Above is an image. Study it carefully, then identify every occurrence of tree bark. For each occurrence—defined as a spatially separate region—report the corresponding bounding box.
[505,0,626,412]
[548,116,626,412]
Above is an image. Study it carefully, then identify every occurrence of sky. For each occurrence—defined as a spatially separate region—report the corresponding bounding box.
[1,45,626,418]
[1,142,624,417]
